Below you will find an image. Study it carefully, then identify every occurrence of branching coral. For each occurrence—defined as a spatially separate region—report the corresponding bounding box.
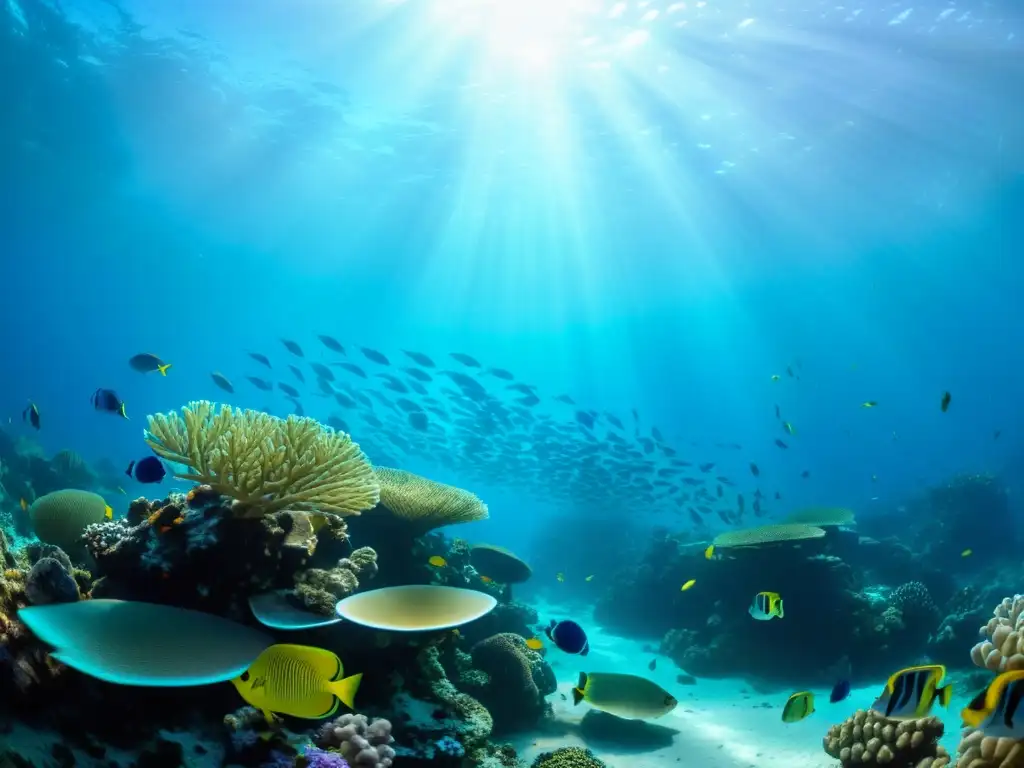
[144,401,380,518]
[823,709,949,766]
[373,467,488,532]
[972,595,1024,672]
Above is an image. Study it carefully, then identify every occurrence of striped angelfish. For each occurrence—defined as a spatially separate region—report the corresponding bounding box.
[871,664,951,719]
[961,670,1024,739]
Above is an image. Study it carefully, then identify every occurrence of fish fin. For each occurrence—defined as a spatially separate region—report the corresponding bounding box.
[937,684,952,708]
[961,703,987,728]
[125,461,135,478]
[777,599,784,619]
[157,364,171,376]
[328,672,363,710]
[572,686,585,706]
[261,710,278,725]
[119,403,129,420]
[105,505,113,520]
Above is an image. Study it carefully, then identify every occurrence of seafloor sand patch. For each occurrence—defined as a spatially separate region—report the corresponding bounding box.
[514,599,967,767]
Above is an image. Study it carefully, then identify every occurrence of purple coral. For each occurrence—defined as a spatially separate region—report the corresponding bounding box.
[303,746,351,768]
[316,714,395,768]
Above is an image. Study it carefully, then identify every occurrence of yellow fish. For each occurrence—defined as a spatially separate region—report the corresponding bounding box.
[749,591,783,620]
[556,573,565,582]
[681,579,696,591]
[961,549,973,558]
[480,575,494,584]
[231,644,362,722]
[782,691,815,723]
[526,637,544,650]
[961,670,1024,738]
[585,575,595,582]
[871,665,949,719]
[861,401,878,408]
[704,545,714,560]
[104,505,113,520]
[428,555,447,568]
[19,498,27,511]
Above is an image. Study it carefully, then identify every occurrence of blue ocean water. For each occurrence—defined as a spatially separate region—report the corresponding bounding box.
[2,0,1024,766]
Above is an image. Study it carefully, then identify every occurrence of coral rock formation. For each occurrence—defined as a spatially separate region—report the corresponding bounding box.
[823,709,949,767]
[316,713,396,768]
[954,728,1024,768]
[971,594,1024,672]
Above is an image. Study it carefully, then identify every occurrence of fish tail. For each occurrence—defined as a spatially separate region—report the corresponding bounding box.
[328,672,363,710]
[572,672,588,706]
[158,364,171,376]
[125,461,135,478]
[777,599,784,619]
[936,684,952,708]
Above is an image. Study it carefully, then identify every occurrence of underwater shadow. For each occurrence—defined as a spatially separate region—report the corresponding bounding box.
[577,710,680,753]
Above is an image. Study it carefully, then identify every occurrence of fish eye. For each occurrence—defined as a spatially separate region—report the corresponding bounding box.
[240,671,250,682]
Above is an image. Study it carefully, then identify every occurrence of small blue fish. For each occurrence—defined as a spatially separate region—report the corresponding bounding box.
[830,679,851,703]
[92,388,127,419]
[126,456,166,484]
[545,619,589,656]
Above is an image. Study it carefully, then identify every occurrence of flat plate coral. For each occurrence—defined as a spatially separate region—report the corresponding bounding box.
[335,585,497,632]
[249,589,343,630]
[19,599,272,686]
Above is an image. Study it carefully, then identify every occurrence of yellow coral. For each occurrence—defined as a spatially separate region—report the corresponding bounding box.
[144,401,380,518]
[713,523,826,548]
[373,467,488,532]
[823,709,949,766]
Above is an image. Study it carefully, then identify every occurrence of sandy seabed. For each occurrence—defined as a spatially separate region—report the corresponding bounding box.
[511,599,967,768]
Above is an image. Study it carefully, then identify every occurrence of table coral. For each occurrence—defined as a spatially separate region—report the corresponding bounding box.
[971,595,1024,672]
[823,709,949,766]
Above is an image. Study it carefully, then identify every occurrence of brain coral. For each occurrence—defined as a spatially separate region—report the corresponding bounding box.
[469,633,555,732]
[29,490,110,556]
[823,709,949,766]
[531,747,607,768]
[971,594,1024,672]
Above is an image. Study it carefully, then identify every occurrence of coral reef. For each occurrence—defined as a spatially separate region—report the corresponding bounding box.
[465,633,555,733]
[316,713,396,768]
[597,516,974,685]
[144,401,381,517]
[971,594,1024,672]
[823,709,949,766]
[80,489,376,618]
[531,747,607,768]
[372,467,489,533]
